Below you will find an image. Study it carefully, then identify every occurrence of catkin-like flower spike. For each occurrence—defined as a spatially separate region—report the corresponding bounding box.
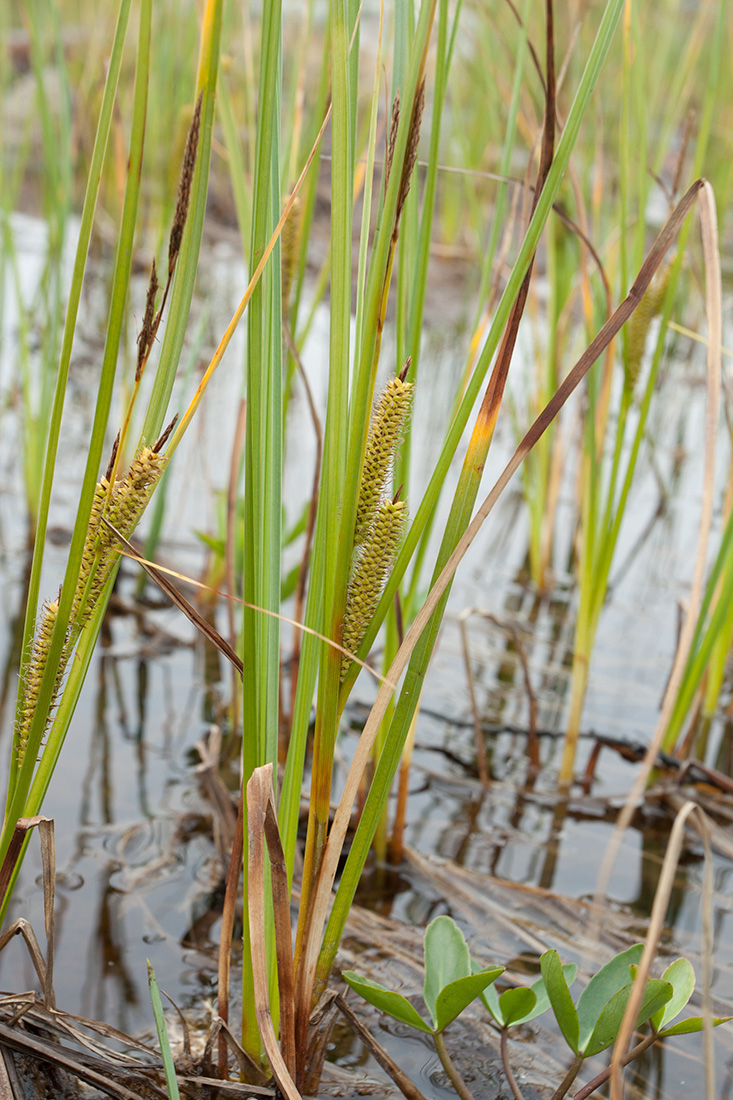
[106,446,167,543]
[281,194,303,314]
[354,371,413,546]
[384,91,400,195]
[168,91,203,277]
[70,478,110,630]
[626,263,672,390]
[136,259,159,379]
[16,448,170,765]
[395,78,425,228]
[342,499,405,680]
[75,448,168,628]
[15,596,61,763]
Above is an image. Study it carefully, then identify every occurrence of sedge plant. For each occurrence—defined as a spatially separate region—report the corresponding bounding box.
[176,0,724,1086]
[540,0,728,786]
[231,0,720,1087]
[0,0,225,920]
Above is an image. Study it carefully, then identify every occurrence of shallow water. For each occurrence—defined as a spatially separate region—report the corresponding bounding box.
[0,215,731,1097]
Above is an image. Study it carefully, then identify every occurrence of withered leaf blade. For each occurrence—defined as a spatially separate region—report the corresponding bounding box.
[102,519,243,677]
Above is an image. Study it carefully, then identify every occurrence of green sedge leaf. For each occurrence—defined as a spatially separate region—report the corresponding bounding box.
[541,950,579,1053]
[576,944,644,1050]
[584,980,673,1057]
[658,1015,733,1037]
[650,958,695,1031]
[194,530,225,555]
[283,501,309,545]
[433,968,503,1034]
[280,561,300,601]
[424,916,471,1029]
[342,972,433,1034]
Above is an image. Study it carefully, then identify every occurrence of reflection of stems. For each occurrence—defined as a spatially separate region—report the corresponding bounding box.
[433,1031,477,1100]
[550,1052,583,1100]
[571,1032,658,1100]
[500,1028,526,1100]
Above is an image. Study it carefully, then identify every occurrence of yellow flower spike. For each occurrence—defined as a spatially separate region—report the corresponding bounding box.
[342,498,406,680]
[281,194,303,315]
[626,263,673,390]
[354,374,413,546]
[16,597,60,762]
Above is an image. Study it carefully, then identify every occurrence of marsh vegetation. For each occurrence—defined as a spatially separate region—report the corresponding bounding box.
[0,1,732,1097]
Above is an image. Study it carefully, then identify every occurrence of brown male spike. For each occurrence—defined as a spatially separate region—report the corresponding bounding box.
[136,259,159,379]
[167,91,203,277]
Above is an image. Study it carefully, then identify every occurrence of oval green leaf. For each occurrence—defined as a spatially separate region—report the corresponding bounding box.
[424,916,471,1029]
[479,965,576,1028]
[658,1014,733,1037]
[525,964,577,1025]
[584,979,673,1057]
[342,972,433,1034]
[650,958,695,1032]
[497,987,537,1026]
[480,980,503,1025]
[540,949,579,1053]
[433,968,504,1033]
[576,944,644,1050]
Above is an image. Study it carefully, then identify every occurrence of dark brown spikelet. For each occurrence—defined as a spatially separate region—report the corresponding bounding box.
[168,91,203,276]
[105,432,121,482]
[136,259,159,378]
[153,414,178,454]
[395,78,425,228]
[384,90,400,194]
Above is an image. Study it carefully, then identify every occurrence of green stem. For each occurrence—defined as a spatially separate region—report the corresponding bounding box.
[433,1031,477,1100]
[499,1028,526,1100]
[549,1052,583,1100]
[571,1032,658,1100]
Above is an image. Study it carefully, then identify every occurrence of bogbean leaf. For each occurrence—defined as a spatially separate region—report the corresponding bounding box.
[541,949,579,1053]
[423,916,472,1029]
[658,1014,733,1037]
[481,980,503,1023]
[584,979,673,1057]
[650,958,695,1031]
[525,964,577,1024]
[433,968,505,1033]
[342,972,433,1034]
[481,965,578,1027]
[496,987,537,1026]
[576,943,644,1051]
